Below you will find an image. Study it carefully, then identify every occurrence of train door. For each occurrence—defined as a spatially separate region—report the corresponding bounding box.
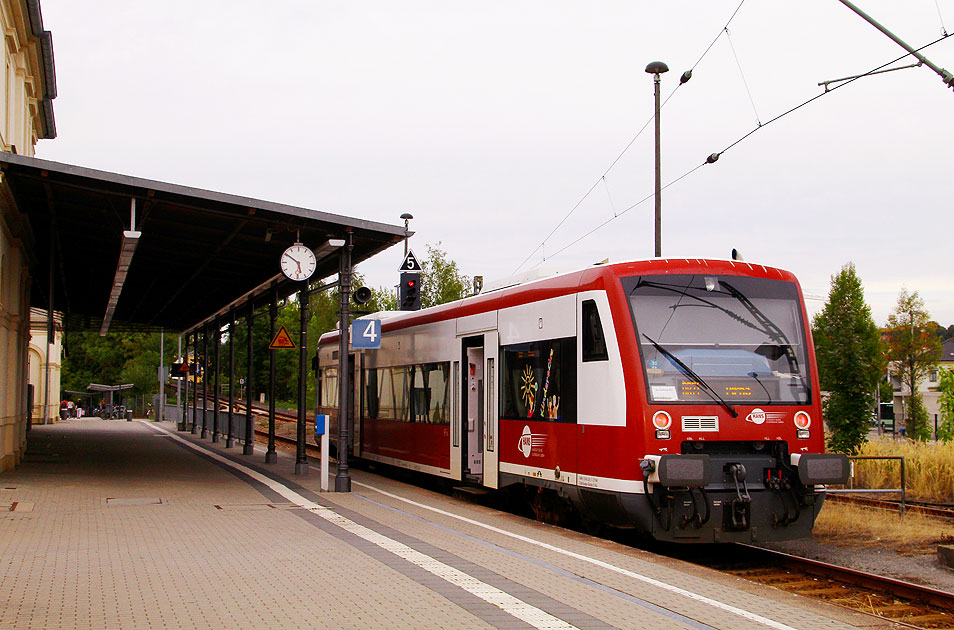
[465,345,484,481]
[459,332,499,488]
[450,342,463,480]
[483,331,499,489]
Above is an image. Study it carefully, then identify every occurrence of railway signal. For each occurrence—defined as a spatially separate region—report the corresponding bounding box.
[399,272,421,311]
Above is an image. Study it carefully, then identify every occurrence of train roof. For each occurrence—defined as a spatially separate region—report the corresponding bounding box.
[319,257,801,345]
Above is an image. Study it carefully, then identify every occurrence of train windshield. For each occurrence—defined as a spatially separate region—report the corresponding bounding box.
[622,274,811,406]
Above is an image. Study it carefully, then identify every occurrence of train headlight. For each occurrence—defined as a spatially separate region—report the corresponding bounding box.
[793,411,811,430]
[652,410,672,430]
[796,429,811,439]
[655,429,671,440]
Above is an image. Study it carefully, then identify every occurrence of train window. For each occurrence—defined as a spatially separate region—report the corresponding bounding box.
[374,367,407,421]
[364,368,379,418]
[452,362,461,446]
[622,274,812,405]
[500,337,577,423]
[362,362,450,425]
[581,300,608,362]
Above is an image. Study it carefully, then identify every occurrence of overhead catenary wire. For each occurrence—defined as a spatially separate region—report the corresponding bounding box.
[526,32,952,270]
[602,176,618,218]
[708,32,952,162]
[511,83,682,274]
[724,27,762,126]
[690,0,748,70]
[529,162,708,270]
[934,0,948,36]
[511,0,751,274]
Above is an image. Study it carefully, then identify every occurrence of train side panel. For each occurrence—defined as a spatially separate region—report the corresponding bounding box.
[357,319,456,477]
[496,294,578,485]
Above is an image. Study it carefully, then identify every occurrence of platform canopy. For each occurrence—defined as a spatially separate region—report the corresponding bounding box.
[0,153,407,333]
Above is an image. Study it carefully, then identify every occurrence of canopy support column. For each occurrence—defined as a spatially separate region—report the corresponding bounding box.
[190,332,198,434]
[201,327,209,439]
[266,287,278,464]
[212,321,220,443]
[335,231,353,492]
[244,300,254,456]
[227,310,235,448]
[295,285,309,475]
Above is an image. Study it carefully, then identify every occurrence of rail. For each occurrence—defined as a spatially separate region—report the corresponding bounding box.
[825,455,906,516]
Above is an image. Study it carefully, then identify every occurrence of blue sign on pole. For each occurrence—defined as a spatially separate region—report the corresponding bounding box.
[315,414,327,437]
[351,319,382,349]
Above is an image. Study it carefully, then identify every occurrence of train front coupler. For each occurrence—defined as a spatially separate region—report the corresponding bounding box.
[724,463,752,530]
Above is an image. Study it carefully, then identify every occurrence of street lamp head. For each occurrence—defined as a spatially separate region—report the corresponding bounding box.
[400,213,413,221]
[645,61,669,74]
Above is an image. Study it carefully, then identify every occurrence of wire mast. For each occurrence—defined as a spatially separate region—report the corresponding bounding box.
[836,0,954,90]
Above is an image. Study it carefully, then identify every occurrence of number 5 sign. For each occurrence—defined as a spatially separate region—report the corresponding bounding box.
[351,319,382,349]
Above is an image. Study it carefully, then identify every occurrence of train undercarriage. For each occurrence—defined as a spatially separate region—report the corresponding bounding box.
[500,441,848,543]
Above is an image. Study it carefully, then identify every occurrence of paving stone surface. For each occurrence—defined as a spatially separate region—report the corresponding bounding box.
[0,419,895,629]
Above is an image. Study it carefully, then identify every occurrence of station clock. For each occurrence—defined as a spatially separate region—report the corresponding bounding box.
[280,243,317,282]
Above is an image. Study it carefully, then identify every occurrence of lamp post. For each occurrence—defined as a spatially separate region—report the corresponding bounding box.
[400,212,413,256]
[645,61,669,258]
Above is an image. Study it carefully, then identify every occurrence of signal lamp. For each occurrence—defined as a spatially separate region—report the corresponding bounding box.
[399,272,421,311]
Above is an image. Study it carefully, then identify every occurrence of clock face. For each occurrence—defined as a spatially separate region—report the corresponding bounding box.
[281,244,317,281]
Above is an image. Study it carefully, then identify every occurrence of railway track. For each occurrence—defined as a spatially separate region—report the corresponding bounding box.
[680,544,954,628]
[827,493,954,521]
[198,403,954,627]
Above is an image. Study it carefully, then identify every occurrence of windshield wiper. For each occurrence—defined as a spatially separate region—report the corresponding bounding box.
[720,281,809,392]
[642,334,738,418]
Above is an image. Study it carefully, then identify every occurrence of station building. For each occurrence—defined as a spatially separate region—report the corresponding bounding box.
[27,306,61,423]
[0,0,56,471]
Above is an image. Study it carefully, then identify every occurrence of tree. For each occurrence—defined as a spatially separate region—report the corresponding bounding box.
[885,289,942,441]
[63,330,179,412]
[419,243,470,309]
[811,263,885,454]
[932,321,954,341]
[938,368,954,443]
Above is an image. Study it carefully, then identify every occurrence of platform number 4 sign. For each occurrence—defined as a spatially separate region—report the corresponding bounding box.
[351,319,382,349]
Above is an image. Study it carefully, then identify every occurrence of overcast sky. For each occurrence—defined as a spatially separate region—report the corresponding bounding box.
[37,0,953,326]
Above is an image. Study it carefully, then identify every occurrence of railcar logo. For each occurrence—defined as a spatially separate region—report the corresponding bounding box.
[742,409,786,425]
[518,425,547,458]
[746,408,767,425]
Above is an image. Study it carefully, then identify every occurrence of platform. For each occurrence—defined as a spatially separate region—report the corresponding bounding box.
[0,419,891,629]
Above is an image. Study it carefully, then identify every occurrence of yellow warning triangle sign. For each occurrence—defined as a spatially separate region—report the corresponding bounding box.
[269,325,297,350]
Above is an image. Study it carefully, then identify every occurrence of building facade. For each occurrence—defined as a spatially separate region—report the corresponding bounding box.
[0,0,56,471]
[889,337,954,437]
[27,307,61,423]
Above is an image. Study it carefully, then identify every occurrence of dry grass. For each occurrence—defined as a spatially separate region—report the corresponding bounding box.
[814,501,954,551]
[839,437,954,503]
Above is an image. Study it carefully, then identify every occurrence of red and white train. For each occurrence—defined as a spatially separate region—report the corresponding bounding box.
[316,258,848,543]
